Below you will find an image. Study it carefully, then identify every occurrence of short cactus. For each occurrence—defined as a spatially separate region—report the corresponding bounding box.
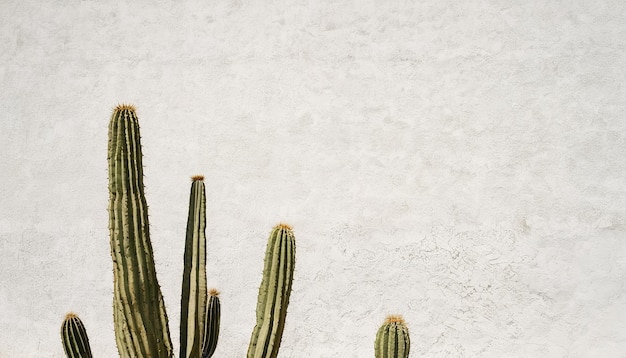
[202,289,221,358]
[375,315,410,358]
[61,313,93,358]
[247,224,296,358]
[108,104,173,357]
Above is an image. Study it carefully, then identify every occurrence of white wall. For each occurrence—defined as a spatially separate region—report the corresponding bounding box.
[1,1,625,357]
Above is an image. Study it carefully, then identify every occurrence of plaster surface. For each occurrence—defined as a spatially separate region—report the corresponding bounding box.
[1,1,625,357]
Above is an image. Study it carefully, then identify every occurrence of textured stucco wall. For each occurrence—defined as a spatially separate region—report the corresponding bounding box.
[1,1,625,357]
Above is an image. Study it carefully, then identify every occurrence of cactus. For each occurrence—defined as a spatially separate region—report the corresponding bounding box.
[61,313,93,358]
[247,224,296,358]
[61,105,302,357]
[375,315,410,358]
[108,104,173,357]
[180,175,208,358]
[202,289,221,358]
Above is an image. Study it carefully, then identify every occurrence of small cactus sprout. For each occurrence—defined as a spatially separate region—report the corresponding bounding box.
[375,315,410,358]
[61,313,93,358]
[201,289,221,358]
[247,224,296,358]
[180,175,208,358]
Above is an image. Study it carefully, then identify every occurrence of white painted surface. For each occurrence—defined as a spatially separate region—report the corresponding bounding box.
[1,1,625,357]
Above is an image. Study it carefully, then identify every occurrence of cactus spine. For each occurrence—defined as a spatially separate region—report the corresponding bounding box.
[180,175,208,358]
[375,316,410,358]
[108,104,173,357]
[247,224,296,358]
[61,313,93,358]
[201,289,221,358]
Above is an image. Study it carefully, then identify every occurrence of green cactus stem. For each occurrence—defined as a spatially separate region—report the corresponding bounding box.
[180,175,208,358]
[108,104,173,357]
[247,224,296,358]
[374,315,410,358]
[201,289,221,358]
[61,313,93,358]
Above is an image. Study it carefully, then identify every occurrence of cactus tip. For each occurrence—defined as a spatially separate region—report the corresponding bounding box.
[113,103,137,112]
[384,315,405,324]
[191,175,205,181]
[209,288,220,296]
[275,223,293,230]
[64,312,79,320]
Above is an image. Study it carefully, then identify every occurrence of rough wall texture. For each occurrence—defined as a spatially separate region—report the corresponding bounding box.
[1,1,625,357]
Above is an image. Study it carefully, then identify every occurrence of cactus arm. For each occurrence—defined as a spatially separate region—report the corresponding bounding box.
[180,176,208,358]
[248,229,280,357]
[247,224,296,358]
[108,104,173,357]
[201,289,221,358]
[253,231,283,354]
[61,313,93,358]
[267,231,294,353]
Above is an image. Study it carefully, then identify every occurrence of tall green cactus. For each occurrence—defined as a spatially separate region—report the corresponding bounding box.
[61,313,93,358]
[180,175,208,358]
[108,104,173,357]
[247,224,296,358]
[202,289,221,358]
[375,316,410,358]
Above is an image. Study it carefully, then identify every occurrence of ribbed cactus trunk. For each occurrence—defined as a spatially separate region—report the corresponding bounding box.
[61,313,93,358]
[374,316,410,358]
[247,224,296,358]
[180,176,208,358]
[201,289,221,358]
[108,104,173,357]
